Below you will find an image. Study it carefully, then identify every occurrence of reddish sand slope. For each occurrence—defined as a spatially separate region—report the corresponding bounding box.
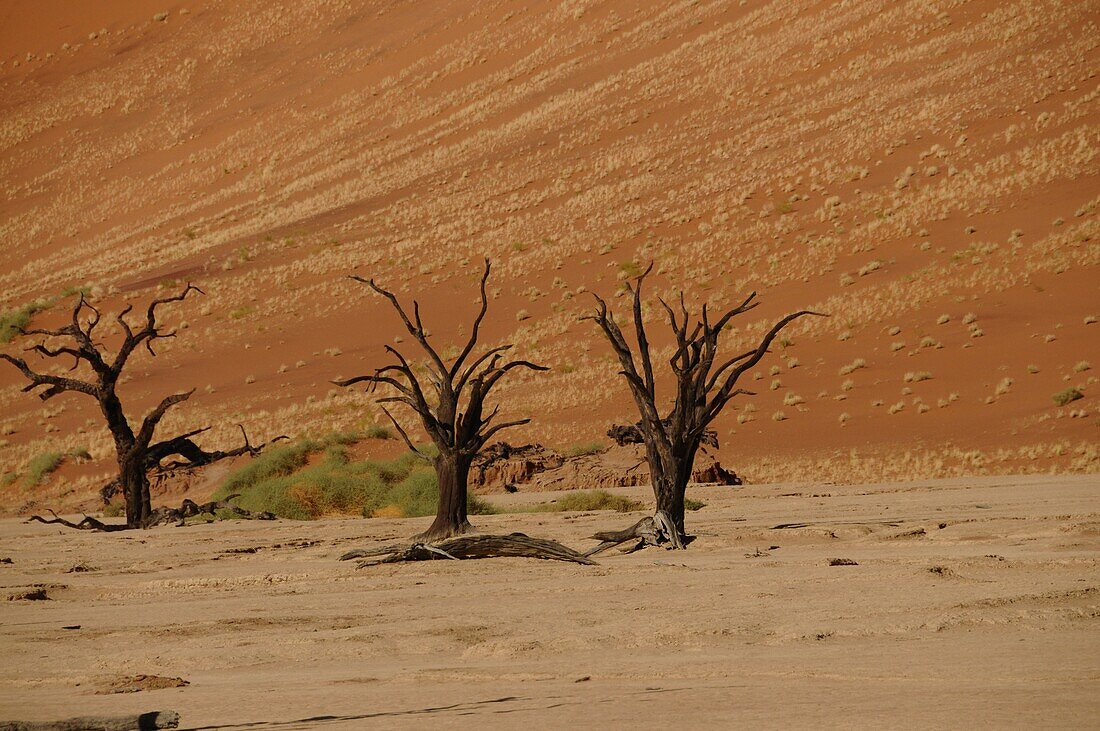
[0,1,1097,511]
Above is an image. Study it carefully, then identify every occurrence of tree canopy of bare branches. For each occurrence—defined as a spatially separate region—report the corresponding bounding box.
[1,286,277,530]
[336,259,547,541]
[584,264,825,544]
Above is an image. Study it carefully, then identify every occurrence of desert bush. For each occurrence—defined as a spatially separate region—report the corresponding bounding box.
[362,424,395,440]
[213,440,493,520]
[533,490,643,513]
[0,299,52,343]
[684,497,707,511]
[563,441,606,457]
[1052,388,1084,407]
[21,449,86,489]
[838,358,866,375]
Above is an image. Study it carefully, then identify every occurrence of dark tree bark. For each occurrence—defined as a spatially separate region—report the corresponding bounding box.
[340,533,596,566]
[336,259,547,542]
[1,287,279,530]
[584,264,825,545]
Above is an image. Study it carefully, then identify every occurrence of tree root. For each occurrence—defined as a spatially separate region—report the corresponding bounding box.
[585,510,690,555]
[0,709,179,730]
[27,496,275,532]
[340,533,597,567]
[25,511,127,532]
[142,494,276,528]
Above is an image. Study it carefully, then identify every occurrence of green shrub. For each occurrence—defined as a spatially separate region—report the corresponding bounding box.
[212,441,492,520]
[684,497,707,511]
[0,299,53,343]
[1052,388,1084,407]
[23,451,69,488]
[362,424,395,440]
[563,441,606,457]
[534,490,643,513]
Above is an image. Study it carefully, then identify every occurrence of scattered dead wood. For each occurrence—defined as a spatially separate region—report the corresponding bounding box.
[142,494,276,527]
[339,533,596,567]
[0,710,179,730]
[607,420,719,450]
[6,587,50,601]
[27,496,274,532]
[828,558,859,566]
[584,510,691,556]
[25,512,125,532]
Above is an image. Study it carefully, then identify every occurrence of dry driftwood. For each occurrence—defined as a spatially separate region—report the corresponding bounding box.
[0,710,179,731]
[340,533,596,567]
[584,510,689,556]
[27,495,274,532]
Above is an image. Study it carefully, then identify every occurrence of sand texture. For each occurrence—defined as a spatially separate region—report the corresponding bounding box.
[1,475,1097,729]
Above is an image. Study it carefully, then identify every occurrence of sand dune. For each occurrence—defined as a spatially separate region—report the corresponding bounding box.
[1,0,1097,512]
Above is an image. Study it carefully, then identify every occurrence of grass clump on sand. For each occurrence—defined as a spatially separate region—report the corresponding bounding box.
[1052,388,1084,407]
[0,299,53,343]
[534,490,644,513]
[529,492,706,514]
[21,448,90,489]
[1,289,89,343]
[562,441,606,457]
[211,436,494,520]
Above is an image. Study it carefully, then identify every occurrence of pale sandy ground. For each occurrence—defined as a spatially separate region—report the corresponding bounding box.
[1,474,1098,729]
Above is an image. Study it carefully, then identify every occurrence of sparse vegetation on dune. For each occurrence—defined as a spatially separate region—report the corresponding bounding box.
[531,490,643,514]
[21,448,89,489]
[213,439,495,521]
[0,299,52,343]
[562,441,606,457]
[1052,388,1084,407]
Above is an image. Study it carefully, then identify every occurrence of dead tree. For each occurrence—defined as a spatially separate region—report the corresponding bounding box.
[336,259,547,541]
[0,286,275,530]
[583,264,824,546]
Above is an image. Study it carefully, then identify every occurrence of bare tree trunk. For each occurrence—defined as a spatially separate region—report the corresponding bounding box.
[644,442,696,538]
[417,453,473,541]
[120,455,151,529]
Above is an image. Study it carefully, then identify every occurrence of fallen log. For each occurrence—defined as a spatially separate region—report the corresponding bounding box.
[585,510,690,556]
[27,496,275,532]
[0,710,179,731]
[339,533,597,567]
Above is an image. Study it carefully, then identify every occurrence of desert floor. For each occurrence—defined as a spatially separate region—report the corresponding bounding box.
[1,474,1098,729]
